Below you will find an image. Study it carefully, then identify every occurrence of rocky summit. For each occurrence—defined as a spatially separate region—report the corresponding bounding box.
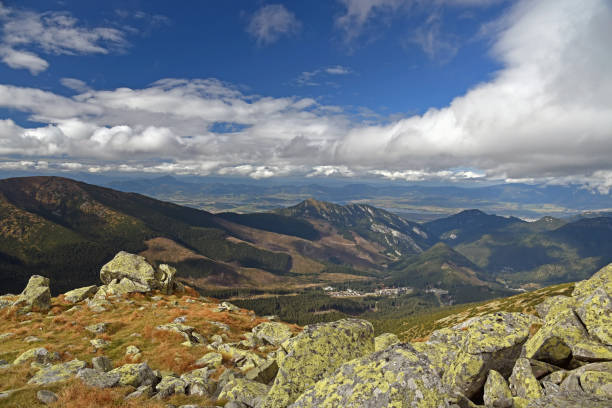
[1,252,611,407]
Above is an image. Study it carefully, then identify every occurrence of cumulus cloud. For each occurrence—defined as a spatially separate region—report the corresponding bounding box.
[0,2,128,74]
[60,78,90,93]
[246,4,301,45]
[1,0,612,189]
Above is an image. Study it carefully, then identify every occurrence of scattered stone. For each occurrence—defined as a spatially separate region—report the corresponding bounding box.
[24,335,41,343]
[483,369,513,408]
[28,359,87,385]
[92,356,113,372]
[13,347,56,365]
[90,339,110,350]
[261,318,374,408]
[216,302,240,313]
[36,390,58,405]
[195,352,223,369]
[156,375,187,398]
[0,332,14,340]
[173,315,187,324]
[13,275,51,312]
[109,362,158,387]
[181,368,216,396]
[63,285,98,303]
[0,390,13,399]
[125,345,141,355]
[0,359,8,368]
[76,368,121,388]
[374,332,400,351]
[85,322,108,334]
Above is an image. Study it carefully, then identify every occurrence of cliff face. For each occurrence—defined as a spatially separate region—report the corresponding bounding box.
[1,253,611,408]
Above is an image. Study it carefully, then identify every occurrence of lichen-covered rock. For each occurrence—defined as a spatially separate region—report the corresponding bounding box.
[92,356,113,372]
[574,288,612,345]
[98,278,150,297]
[411,341,459,378]
[442,312,539,398]
[13,275,51,312]
[181,368,216,396]
[86,322,108,334]
[252,322,293,346]
[13,347,57,365]
[76,368,121,388]
[525,393,612,407]
[534,296,574,320]
[244,358,278,384]
[219,378,270,407]
[509,358,543,401]
[579,370,612,397]
[374,332,400,351]
[28,359,86,385]
[261,318,374,408]
[195,352,223,369]
[108,362,158,387]
[217,301,240,313]
[572,263,612,299]
[289,343,452,408]
[100,251,158,289]
[483,369,513,408]
[523,302,612,364]
[156,375,187,398]
[158,264,184,295]
[63,285,98,303]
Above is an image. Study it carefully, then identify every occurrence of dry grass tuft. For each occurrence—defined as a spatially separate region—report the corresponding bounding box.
[50,381,164,408]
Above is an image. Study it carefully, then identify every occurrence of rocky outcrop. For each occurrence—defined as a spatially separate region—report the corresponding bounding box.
[12,275,51,312]
[261,319,374,408]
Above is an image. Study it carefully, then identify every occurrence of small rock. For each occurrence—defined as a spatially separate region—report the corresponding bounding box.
[36,390,58,405]
[125,345,141,355]
[24,335,41,343]
[63,285,98,303]
[109,362,158,387]
[195,352,223,369]
[181,368,216,396]
[156,375,187,398]
[92,356,113,372]
[85,322,108,334]
[0,332,14,340]
[174,315,187,324]
[90,339,110,350]
[76,368,121,388]
[125,385,154,399]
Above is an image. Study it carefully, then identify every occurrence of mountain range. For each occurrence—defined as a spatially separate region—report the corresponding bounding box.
[2,176,612,305]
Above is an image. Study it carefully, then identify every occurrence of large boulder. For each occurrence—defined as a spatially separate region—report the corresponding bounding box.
[76,368,121,388]
[13,275,51,312]
[28,359,87,385]
[100,251,158,289]
[442,312,540,398]
[289,343,452,408]
[261,318,374,408]
[374,332,400,351]
[509,358,543,401]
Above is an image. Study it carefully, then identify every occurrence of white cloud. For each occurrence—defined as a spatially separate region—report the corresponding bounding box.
[0,46,48,74]
[296,65,353,86]
[246,4,301,45]
[1,0,612,191]
[60,78,90,92]
[0,2,128,74]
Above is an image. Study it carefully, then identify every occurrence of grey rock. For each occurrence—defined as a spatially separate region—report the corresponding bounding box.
[28,359,87,385]
[156,375,187,399]
[85,322,108,334]
[125,385,154,399]
[36,390,58,405]
[63,285,98,303]
[76,368,121,388]
[92,355,113,372]
[109,362,159,387]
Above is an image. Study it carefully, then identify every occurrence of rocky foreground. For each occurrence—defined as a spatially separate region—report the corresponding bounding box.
[1,252,611,407]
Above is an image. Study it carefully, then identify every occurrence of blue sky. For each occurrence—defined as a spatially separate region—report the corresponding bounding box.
[1,0,612,192]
